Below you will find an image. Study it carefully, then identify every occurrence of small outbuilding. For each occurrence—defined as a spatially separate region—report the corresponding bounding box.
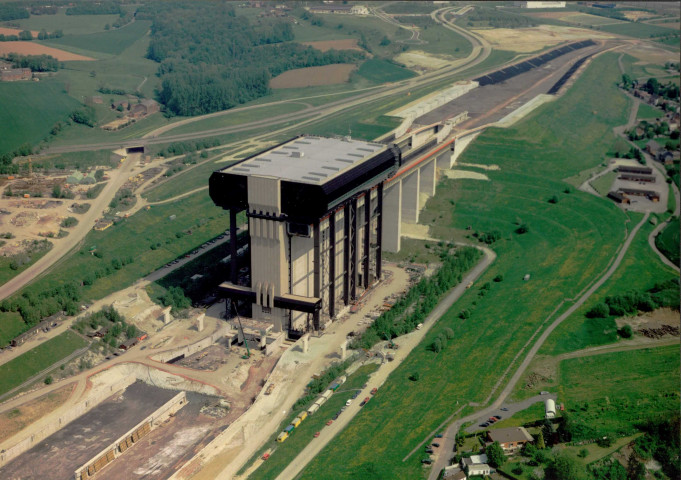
[545,398,556,419]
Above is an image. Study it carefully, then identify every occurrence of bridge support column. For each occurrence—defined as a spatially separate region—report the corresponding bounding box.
[419,159,437,205]
[401,170,420,224]
[382,182,401,253]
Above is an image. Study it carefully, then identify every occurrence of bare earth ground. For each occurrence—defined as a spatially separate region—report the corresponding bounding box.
[301,39,362,52]
[621,10,661,21]
[0,42,94,61]
[472,25,613,52]
[395,50,452,72]
[270,64,357,88]
[0,383,74,443]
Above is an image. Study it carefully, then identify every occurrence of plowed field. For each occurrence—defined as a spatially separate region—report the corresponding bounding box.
[0,42,94,61]
[270,64,356,88]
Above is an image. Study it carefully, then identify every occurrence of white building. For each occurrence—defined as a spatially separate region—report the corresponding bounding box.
[461,454,492,477]
[545,398,556,419]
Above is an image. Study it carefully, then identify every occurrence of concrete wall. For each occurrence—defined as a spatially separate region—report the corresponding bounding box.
[0,375,137,468]
[382,181,402,253]
[149,323,232,363]
[401,170,420,224]
[74,391,187,480]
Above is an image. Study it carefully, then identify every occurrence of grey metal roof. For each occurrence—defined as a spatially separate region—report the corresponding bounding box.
[223,136,386,185]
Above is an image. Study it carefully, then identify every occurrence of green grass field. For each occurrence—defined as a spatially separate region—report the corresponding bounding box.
[7,9,121,35]
[0,79,80,155]
[0,330,87,396]
[590,171,616,196]
[248,364,379,480]
[598,22,677,39]
[41,20,151,57]
[297,52,634,479]
[636,102,664,120]
[540,216,677,357]
[561,13,626,26]
[560,346,679,435]
[356,58,416,84]
[0,312,28,348]
[157,102,309,137]
[655,217,680,266]
[33,149,116,171]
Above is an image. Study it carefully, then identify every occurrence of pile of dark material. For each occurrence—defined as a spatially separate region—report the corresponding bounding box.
[638,325,680,338]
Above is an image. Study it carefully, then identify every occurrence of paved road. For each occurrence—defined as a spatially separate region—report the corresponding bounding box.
[0,153,141,301]
[272,246,496,480]
[427,213,651,479]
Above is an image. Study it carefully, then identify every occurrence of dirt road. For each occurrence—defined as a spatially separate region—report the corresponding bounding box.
[0,153,141,301]
[427,213,651,479]
[272,246,496,480]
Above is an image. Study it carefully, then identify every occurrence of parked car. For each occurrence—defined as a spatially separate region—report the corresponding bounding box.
[480,422,489,427]
[432,443,440,448]
[425,448,434,454]
[262,453,270,460]
[370,387,378,395]
[494,415,502,420]
[360,397,370,406]
[421,459,432,465]
[346,399,352,406]
[500,407,508,411]
[435,433,443,438]
[326,420,333,426]
[314,432,320,438]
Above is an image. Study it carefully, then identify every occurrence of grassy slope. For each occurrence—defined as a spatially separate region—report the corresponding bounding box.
[40,20,151,57]
[540,216,678,357]
[598,21,677,39]
[0,79,80,154]
[0,330,87,396]
[0,312,27,348]
[356,58,416,83]
[560,345,680,434]
[298,52,632,479]
[590,170,616,196]
[655,216,680,266]
[636,102,664,120]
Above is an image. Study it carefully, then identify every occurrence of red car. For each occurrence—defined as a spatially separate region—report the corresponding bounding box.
[360,397,370,406]
[326,419,333,426]
[262,453,270,461]
[370,387,378,395]
[314,431,321,438]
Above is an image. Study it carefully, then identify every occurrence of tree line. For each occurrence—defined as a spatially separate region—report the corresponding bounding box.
[0,4,29,22]
[138,1,364,116]
[3,53,60,72]
[0,29,63,42]
[350,245,481,350]
[65,1,122,16]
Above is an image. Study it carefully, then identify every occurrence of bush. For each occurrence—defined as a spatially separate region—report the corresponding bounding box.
[61,217,78,228]
[586,302,609,318]
[409,372,420,381]
[548,195,559,204]
[618,324,633,338]
[493,274,503,282]
[44,375,53,385]
[515,224,529,234]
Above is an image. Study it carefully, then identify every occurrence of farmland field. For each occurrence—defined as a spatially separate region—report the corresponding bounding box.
[270,64,357,88]
[598,22,677,39]
[41,20,151,57]
[0,331,87,397]
[0,79,80,155]
[6,9,121,35]
[0,42,93,61]
[356,58,416,83]
[297,52,634,479]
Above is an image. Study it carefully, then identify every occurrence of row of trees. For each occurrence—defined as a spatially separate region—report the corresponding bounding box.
[351,246,481,350]
[72,305,139,348]
[138,1,364,116]
[3,53,60,72]
[0,29,64,42]
[586,278,680,318]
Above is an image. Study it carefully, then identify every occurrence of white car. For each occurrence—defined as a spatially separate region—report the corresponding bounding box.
[346,399,352,406]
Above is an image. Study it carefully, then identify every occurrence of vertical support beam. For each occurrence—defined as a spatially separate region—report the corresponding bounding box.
[402,170,420,224]
[419,159,437,201]
[229,208,238,284]
[363,191,371,289]
[349,198,358,302]
[329,210,336,318]
[313,220,320,331]
[382,181,402,253]
[343,206,350,305]
[376,182,383,280]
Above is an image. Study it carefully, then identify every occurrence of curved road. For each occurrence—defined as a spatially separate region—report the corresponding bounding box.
[0,153,141,301]
[427,212,651,479]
